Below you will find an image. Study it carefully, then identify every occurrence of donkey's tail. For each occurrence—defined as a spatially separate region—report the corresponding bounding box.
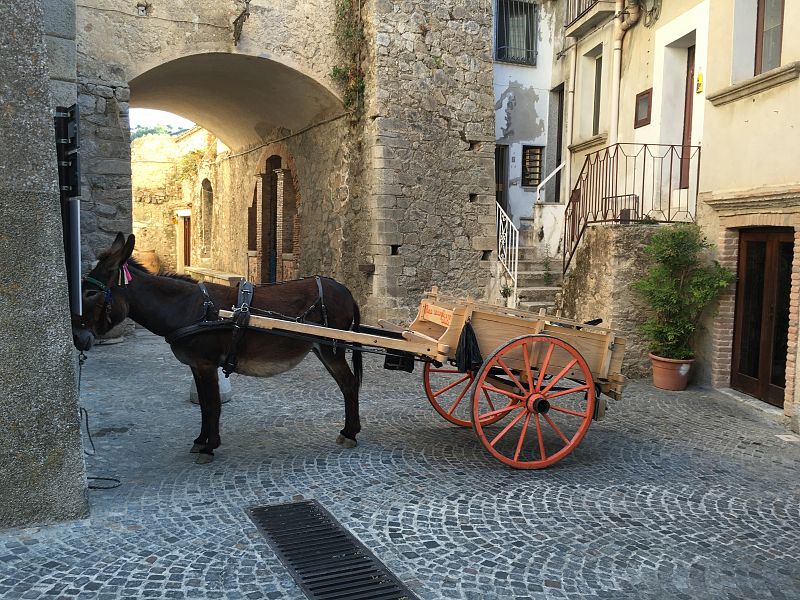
[351,300,363,389]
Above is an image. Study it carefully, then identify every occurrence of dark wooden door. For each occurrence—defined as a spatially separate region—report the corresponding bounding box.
[495,145,508,213]
[679,45,695,189]
[183,216,191,267]
[731,228,794,406]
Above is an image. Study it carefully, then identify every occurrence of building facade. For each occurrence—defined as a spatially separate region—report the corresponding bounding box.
[540,0,799,429]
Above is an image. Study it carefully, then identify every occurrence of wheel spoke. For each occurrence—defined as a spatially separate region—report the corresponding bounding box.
[490,410,527,447]
[534,413,546,460]
[550,404,589,418]
[543,413,571,445]
[482,388,496,411]
[513,413,532,462]
[432,374,471,398]
[522,343,534,394]
[541,359,578,395]
[479,402,522,420]
[546,384,590,400]
[446,379,473,416]
[482,384,526,401]
[496,358,526,394]
[535,343,555,391]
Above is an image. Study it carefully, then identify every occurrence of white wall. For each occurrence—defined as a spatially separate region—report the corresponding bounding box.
[493,3,555,226]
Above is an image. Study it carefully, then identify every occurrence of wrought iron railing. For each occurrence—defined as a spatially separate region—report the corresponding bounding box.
[566,0,599,26]
[496,202,519,300]
[562,143,701,273]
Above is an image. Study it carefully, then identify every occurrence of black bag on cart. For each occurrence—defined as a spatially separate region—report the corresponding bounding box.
[455,321,483,373]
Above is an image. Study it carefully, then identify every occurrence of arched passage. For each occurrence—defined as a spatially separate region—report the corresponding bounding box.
[128,53,343,148]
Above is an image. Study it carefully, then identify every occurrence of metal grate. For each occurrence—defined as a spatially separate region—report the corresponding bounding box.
[495,0,538,65]
[248,501,419,600]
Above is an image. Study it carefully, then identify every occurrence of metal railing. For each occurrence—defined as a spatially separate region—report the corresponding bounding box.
[536,161,566,202]
[496,202,519,300]
[495,0,538,66]
[563,143,701,273]
[566,0,599,26]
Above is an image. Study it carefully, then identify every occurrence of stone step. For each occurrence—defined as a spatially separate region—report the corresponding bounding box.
[516,286,563,302]
[517,300,554,313]
[517,270,563,286]
[518,246,558,262]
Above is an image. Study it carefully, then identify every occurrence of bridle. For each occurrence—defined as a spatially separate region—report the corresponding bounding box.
[82,263,133,331]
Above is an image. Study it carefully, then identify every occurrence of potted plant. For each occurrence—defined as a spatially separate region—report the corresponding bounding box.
[500,283,514,308]
[632,223,734,390]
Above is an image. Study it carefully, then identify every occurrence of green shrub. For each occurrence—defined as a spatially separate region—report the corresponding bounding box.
[631,223,734,359]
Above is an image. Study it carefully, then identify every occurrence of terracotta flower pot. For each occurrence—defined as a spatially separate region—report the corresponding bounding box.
[648,353,694,391]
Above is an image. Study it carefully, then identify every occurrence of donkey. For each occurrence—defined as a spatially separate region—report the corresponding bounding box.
[78,233,362,463]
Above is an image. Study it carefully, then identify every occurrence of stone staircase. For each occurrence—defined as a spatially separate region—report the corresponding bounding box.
[515,245,562,313]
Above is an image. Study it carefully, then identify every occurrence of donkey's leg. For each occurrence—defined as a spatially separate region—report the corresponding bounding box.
[192,365,223,464]
[313,345,361,448]
[190,367,210,453]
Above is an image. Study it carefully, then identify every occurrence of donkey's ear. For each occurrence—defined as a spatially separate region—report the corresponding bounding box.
[110,232,126,253]
[120,234,136,263]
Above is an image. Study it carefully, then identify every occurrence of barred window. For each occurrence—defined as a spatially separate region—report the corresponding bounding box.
[496,0,538,66]
[521,146,543,187]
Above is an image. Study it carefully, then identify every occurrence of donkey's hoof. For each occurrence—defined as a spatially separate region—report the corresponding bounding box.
[190,443,205,454]
[336,434,357,449]
[195,453,214,464]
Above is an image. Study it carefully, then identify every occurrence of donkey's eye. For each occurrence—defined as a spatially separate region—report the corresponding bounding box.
[85,290,100,298]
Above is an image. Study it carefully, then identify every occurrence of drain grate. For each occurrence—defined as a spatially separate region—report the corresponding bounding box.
[248,500,419,600]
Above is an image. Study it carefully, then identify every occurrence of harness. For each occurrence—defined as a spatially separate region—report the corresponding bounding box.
[165,276,330,378]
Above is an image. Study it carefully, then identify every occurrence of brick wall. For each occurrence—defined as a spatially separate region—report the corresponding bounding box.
[710,227,739,388]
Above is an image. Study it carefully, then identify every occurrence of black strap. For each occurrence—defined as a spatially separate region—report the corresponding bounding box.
[315,276,328,328]
[222,279,254,377]
[198,282,218,322]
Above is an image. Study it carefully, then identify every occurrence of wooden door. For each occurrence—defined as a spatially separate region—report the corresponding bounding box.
[495,145,508,213]
[183,216,191,267]
[679,45,695,189]
[731,228,794,406]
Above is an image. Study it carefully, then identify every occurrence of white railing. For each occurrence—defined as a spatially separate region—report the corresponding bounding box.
[496,202,519,302]
[536,161,566,203]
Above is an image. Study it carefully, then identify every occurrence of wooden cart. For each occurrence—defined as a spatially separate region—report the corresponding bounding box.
[220,287,626,469]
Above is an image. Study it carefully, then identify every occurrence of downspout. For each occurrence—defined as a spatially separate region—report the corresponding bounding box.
[564,41,578,203]
[609,0,641,146]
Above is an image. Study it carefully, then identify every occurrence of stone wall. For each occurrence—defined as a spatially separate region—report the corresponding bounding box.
[557,224,659,379]
[0,0,88,528]
[365,0,496,321]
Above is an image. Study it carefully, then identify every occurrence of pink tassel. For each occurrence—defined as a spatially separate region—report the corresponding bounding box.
[121,263,133,285]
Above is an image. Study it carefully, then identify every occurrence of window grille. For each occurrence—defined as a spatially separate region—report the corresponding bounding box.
[496,0,538,66]
[521,146,543,187]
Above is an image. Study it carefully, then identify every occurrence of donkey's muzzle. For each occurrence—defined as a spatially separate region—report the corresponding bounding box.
[73,326,95,352]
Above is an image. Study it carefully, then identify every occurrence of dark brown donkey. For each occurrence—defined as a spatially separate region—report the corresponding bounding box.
[78,233,363,463]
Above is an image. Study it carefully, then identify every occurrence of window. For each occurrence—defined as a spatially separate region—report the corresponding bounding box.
[634,88,652,128]
[521,146,543,187]
[592,55,603,135]
[200,179,213,255]
[755,0,784,75]
[496,0,538,66]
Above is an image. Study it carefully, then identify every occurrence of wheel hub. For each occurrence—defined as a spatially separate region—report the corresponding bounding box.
[525,393,550,414]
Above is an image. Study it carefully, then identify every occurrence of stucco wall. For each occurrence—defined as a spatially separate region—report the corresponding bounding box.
[558,224,659,379]
[0,0,88,528]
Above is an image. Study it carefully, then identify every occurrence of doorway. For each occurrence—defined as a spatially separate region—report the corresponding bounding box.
[495,145,508,213]
[679,44,695,189]
[731,228,794,406]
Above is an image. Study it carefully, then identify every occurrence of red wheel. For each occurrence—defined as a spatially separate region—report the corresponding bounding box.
[423,362,511,428]
[471,334,596,469]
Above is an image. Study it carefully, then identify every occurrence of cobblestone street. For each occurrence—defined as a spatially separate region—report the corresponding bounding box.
[1,329,799,599]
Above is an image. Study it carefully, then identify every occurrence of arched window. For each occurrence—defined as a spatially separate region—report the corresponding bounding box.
[200,178,213,255]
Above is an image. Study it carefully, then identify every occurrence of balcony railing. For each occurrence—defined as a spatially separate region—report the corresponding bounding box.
[566,0,599,26]
[563,143,701,273]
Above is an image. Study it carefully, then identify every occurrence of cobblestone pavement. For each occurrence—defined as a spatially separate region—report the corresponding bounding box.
[1,330,799,600]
